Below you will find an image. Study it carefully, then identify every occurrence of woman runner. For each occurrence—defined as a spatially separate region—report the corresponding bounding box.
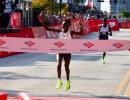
[44,17,82,90]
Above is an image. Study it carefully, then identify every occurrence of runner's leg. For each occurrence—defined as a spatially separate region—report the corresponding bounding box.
[57,54,63,79]
[64,54,71,90]
[56,54,63,89]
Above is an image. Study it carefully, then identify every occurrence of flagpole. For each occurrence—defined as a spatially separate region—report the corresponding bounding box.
[60,0,62,17]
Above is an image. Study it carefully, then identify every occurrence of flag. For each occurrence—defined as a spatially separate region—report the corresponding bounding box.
[86,0,93,8]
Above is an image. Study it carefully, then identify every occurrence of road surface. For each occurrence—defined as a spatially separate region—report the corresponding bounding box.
[0,29,130,98]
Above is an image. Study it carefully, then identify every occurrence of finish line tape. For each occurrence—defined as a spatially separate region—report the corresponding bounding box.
[0,37,130,53]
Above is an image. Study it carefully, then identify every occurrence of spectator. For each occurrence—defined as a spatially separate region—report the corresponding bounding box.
[117,16,123,28]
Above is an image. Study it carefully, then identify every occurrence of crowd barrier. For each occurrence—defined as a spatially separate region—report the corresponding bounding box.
[31,19,120,39]
[0,28,34,58]
[87,20,99,32]
[31,26,47,38]
[121,22,130,28]
[108,19,119,31]
[82,20,90,35]
[0,92,7,100]
[88,19,119,32]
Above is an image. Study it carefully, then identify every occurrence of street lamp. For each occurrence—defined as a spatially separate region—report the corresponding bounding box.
[20,1,24,28]
[60,0,62,17]
[20,1,23,10]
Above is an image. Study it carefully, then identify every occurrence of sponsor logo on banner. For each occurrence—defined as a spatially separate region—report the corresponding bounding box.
[20,41,38,51]
[0,39,6,45]
[109,22,115,27]
[83,42,94,48]
[0,39,8,50]
[113,42,124,48]
[24,41,35,47]
[54,41,65,48]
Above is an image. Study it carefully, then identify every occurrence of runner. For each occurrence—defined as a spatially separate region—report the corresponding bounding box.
[44,17,82,90]
[98,18,112,64]
[56,19,71,91]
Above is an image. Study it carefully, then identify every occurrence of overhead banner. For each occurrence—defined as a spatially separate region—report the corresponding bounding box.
[0,37,130,53]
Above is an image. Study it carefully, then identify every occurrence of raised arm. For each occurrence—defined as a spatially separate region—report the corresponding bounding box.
[70,24,83,36]
[108,25,112,36]
[98,26,102,37]
[43,24,61,32]
[70,30,83,36]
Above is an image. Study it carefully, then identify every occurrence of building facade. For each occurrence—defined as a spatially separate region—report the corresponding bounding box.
[93,0,101,11]
[110,0,130,16]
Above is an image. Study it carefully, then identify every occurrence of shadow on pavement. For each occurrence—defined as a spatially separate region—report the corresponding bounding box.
[0,53,102,67]
[0,72,56,80]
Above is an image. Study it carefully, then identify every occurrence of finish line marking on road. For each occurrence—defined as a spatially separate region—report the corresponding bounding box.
[0,37,130,53]
[116,70,130,96]
[8,96,128,100]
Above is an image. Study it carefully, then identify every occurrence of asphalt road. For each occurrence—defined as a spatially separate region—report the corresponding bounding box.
[0,29,130,98]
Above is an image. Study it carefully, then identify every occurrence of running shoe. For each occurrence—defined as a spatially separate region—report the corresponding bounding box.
[64,80,70,91]
[56,79,62,89]
[102,59,106,64]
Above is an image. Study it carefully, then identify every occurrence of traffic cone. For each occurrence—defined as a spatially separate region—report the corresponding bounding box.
[18,92,34,100]
[0,92,7,100]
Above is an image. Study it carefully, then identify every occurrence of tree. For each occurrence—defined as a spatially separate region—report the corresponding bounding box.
[32,0,67,14]
[120,11,130,18]
[32,0,47,8]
